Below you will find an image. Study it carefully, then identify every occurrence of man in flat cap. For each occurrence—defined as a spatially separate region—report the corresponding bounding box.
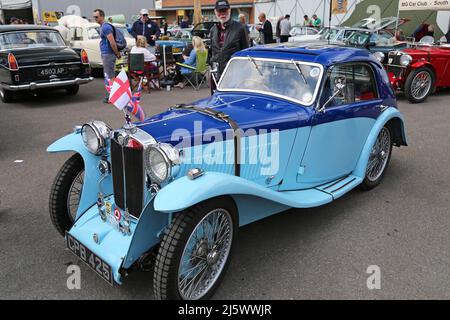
[209,0,249,81]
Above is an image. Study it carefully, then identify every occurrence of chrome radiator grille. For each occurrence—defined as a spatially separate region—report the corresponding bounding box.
[110,138,144,219]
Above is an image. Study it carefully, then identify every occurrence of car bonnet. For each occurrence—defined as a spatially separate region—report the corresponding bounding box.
[136,92,312,147]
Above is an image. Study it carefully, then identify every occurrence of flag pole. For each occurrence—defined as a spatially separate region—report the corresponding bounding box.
[395,1,401,37]
[329,0,332,28]
[328,0,332,44]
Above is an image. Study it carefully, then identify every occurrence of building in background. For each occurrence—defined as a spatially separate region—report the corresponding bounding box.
[255,0,450,37]
[0,0,34,24]
[151,0,254,26]
[0,0,155,25]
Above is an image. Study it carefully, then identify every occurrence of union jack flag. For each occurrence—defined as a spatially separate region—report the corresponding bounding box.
[127,80,146,122]
[104,76,113,93]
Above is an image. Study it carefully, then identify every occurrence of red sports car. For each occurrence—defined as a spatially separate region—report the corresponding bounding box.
[384,45,450,103]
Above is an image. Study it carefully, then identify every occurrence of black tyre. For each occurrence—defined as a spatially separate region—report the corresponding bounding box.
[153,197,238,300]
[359,126,393,191]
[0,88,14,103]
[49,153,84,237]
[66,85,79,95]
[404,67,435,103]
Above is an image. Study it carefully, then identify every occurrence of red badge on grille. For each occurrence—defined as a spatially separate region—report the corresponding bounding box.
[114,208,122,221]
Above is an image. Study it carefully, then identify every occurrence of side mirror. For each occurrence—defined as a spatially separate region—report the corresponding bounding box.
[317,77,346,113]
[368,41,377,47]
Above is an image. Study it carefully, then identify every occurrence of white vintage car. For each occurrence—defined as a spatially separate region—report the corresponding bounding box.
[66,22,135,69]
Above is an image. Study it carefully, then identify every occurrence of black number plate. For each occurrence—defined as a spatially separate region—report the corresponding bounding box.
[38,67,67,77]
[66,232,113,285]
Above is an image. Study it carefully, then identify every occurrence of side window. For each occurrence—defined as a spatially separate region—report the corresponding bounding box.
[328,65,354,106]
[307,29,316,35]
[354,64,377,102]
[70,28,83,41]
[326,64,377,107]
[336,30,345,41]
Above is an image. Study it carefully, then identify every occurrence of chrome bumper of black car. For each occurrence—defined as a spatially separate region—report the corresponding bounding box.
[0,77,94,91]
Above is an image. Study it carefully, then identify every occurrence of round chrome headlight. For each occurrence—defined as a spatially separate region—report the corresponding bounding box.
[373,51,385,63]
[400,54,412,67]
[81,121,110,155]
[146,143,181,184]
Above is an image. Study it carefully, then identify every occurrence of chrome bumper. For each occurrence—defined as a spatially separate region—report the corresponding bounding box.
[1,77,94,91]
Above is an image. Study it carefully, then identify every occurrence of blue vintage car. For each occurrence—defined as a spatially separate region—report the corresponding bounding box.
[48,43,407,300]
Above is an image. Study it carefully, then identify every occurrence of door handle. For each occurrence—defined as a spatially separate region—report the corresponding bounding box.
[379,105,389,112]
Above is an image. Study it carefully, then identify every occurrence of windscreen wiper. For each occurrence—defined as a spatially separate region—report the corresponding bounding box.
[291,59,307,84]
[248,56,264,77]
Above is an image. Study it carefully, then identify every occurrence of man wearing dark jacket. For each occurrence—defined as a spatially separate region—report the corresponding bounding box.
[131,9,161,53]
[210,0,249,79]
[256,12,273,44]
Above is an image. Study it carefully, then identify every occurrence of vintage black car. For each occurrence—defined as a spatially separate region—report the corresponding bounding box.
[0,25,93,103]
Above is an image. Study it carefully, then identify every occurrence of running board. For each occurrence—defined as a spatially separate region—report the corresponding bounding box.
[315,175,363,200]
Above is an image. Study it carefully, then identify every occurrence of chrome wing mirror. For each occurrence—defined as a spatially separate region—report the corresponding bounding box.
[317,76,346,113]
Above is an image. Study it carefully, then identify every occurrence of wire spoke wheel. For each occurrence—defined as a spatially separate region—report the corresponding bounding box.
[177,208,233,300]
[49,153,85,237]
[366,127,391,182]
[410,70,432,100]
[66,170,84,222]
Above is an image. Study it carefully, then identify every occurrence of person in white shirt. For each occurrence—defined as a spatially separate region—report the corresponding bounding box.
[130,36,156,62]
[279,14,291,43]
[53,22,71,45]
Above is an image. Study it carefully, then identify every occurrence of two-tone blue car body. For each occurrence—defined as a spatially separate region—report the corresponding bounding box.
[48,43,407,300]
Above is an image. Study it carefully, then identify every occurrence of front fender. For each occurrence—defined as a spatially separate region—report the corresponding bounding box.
[354,107,407,178]
[154,171,335,216]
[47,133,112,220]
[411,60,432,70]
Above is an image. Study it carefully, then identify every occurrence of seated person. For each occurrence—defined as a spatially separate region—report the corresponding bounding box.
[175,36,207,87]
[412,24,430,43]
[131,36,157,63]
[420,25,435,43]
[179,36,205,74]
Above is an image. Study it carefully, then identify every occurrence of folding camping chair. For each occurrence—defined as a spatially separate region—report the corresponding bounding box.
[176,50,209,91]
[127,53,145,91]
[127,53,160,93]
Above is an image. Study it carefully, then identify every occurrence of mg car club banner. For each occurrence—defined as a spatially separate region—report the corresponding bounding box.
[399,0,450,11]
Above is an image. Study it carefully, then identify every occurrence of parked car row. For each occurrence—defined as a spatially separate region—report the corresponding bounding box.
[282,16,450,104]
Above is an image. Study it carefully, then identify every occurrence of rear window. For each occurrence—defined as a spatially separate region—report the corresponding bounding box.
[0,31,65,50]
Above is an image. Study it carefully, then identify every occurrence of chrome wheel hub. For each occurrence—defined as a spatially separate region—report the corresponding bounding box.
[207,249,220,266]
[195,239,209,257]
[178,208,233,300]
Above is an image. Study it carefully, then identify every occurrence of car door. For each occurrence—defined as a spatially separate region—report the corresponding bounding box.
[297,63,382,188]
[82,27,102,67]
[69,27,84,47]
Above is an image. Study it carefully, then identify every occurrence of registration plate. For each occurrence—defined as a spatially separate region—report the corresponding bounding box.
[38,67,67,77]
[66,232,113,285]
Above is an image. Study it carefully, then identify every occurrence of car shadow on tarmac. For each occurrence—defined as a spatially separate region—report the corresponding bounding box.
[7,88,95,108]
